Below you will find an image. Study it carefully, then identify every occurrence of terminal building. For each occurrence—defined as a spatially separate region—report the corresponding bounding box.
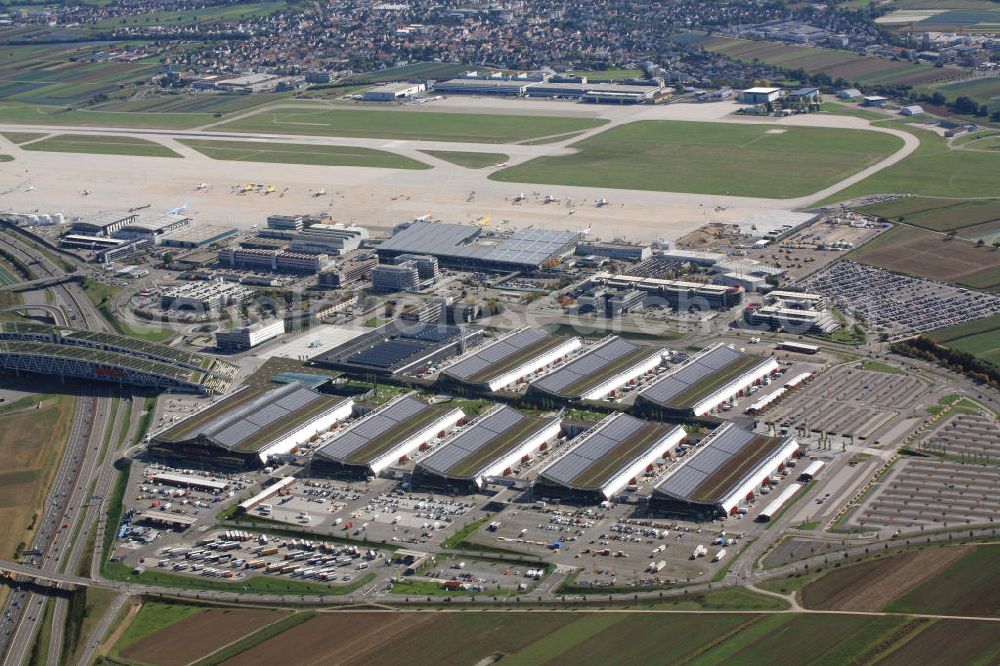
[650,423,800,519]
[412,405,561,493]
[311,320,483,378]
[575,242,652,262]
[533,413,685,503]
[376,221,579,272]
[528,336,665,402]
[440,327,582,392]
[635,344,779,418]
[0,322,236,394]
[312,395,464,478]
[160,279,253,311]
[149,384,355,469]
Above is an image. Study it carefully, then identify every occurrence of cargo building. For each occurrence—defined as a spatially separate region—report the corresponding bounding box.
[528,336,664,401]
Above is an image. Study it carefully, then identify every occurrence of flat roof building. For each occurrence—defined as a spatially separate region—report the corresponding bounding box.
[312,395,464,477]
[113,213,191,241]
[440,327,582,392]
[311,320,483,378]
[413,405,560,492]
[160,224,238,249]
[739,87,783,105]
[363,82,426,101]
[651,423,799,519]
[635,344,779,418]
[528,336,664,401]
[152,472,228,492]
[534,413,685,503]
[70,211,136,237]
[215,319,285,352]
[376,221,579,272]
[150,384,354,469]
[434,78,527,95]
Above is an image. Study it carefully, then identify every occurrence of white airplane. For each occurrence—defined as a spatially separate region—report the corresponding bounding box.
[596,197,609,207]
[25,185,34,192]
[194,183,208,191]
[512,192,526,203]
[543,195,561,204]
[313,188,326,197]
[166,199,188,214]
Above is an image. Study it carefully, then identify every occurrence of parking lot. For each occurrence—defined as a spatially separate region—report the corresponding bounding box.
[849,458,1000,533]
[766,365,922,439]
[917,411,1000,462]
[799,260,1000,339]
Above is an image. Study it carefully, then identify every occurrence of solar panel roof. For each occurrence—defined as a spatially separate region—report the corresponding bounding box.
[444,328,551,381]
[317,396,435,464]
[417,406,547,479]
[378,222,578,268]
[654,423,792,503]
[531,337,656,397]
[185,383,339,451]
[538,414,679,490]
[638,344,762,407]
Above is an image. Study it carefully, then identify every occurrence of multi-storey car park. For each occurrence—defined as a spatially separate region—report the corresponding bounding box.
[634,343,779,418]
[412,405,561,493]
[0,322,237,393]
[149,384,354,469]
[312,394,464,478]
[650,422,800,520]
[528,336,665,402]
[439,327,582,393]
[533,413,685,503]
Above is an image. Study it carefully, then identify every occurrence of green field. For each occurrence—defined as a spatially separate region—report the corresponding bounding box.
[113,602,200,652]
[886,546,1000,616]
[566,68,644,81]
[1,131,46,144]
[0,154,10,162]
[858,198,1000,234]
[689,34,953,87]
[92,92,286,115]
[919,77,1000,114]
[20,133,181,157]
[106,607,1000,665]
[491,121,902,198]
[214,107,608,144]
[0,103,214,129]
[346,61,469,84]
[418,150,509,168]
[90,1,287,29]
[929,314,1000,366]
[820,121,1000,203]
[179,139,430,170]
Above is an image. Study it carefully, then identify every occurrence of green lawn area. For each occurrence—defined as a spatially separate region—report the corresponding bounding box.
[491,121,902,198]
[419,150,509,168]
[1,131,46,144]
[0,103,214,129]
[214,107,607,144]
[566,69,644,81]
[819,121,1000,203]
[819,102,888,121]
[112,602,200,653]
[861,360,906,375]
[179,138,429,170]
[0,154,10,162]
[20,133,181,157]
[857,197,1000,234]
[929,314,1000,366]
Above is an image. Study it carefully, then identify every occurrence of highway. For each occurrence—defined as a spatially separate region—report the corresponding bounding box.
[0,228,118,665]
